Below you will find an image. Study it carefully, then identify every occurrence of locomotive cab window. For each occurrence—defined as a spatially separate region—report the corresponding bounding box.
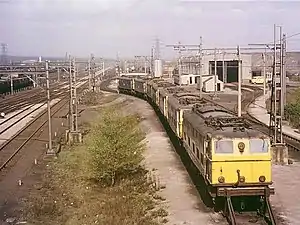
[249,139,269,153]
[215,140,233,154]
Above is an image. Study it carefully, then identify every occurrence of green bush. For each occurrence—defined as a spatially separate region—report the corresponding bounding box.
[284,88,300,128]
[285,103,300,128]
[87,106,146,186]
[23,104,166,225]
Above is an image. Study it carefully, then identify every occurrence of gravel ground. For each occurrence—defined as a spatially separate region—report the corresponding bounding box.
[270,156,300,225]
[109,92,227,224]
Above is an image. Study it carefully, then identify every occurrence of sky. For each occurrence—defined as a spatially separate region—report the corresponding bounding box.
[0,0,300,58]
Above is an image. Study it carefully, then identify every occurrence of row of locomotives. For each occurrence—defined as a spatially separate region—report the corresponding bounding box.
[167,91,207,140]
[146,79,171,109]
[0,77,33,96]
[157,81,177,119]
[182,103,276,224]
[133,77,148,99]
[117,76,133,95]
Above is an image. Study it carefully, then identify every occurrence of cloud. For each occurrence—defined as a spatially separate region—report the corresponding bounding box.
[0,0,299,57]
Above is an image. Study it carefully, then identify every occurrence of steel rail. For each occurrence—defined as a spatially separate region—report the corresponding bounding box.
[0,99,68,171]
[0,82,89,170]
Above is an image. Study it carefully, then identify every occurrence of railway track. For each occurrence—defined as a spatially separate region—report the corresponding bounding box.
[0,99,67,172]
[0,82,69,115]
[222,84,300,152]
[0,81,88,173]
[0,77,87,129]
[0,70,88,115]
[0,68,106,174]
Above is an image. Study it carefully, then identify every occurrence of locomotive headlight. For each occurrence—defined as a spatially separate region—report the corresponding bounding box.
[259,176,266,182]
[240,176,245,183]
[218,176,225,183]
[238,142,245,152]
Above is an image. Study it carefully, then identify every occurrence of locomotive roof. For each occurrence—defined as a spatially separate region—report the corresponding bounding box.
[119,75,151,80]
[184,104,267,139]
[135,77,151,81]
[168,91,206,109]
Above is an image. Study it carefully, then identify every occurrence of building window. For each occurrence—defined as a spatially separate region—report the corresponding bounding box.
[190,76,193,84]
[193,143,195,153]
[196,147,200,159]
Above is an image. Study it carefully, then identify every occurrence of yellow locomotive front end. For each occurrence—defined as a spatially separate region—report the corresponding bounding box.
[209,137,272,187]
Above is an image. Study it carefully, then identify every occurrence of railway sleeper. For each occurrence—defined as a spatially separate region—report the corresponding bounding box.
[219,187,276,225]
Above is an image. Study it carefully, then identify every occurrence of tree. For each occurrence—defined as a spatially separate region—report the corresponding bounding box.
[88,106,145,186]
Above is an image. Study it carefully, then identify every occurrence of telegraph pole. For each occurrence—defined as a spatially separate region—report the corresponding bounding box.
[10,73,13,95]
[237,45,242,117]
[248,26,285,146]
[262,48,266,100]
[46,61,54,154]
[90,54,96,91]
[66,56,81,143]
[199,36,203,99]
[57,67,60,82]
[150,47,154,77]
[222,52,225,83]
[102,61,105,79]
[88,58,91,90]
[213,48,217,97]
[282,33,287,106]
[70,57,78,132]
[116,52,121,77]
[69,56,72,129]
[269,24,285,145]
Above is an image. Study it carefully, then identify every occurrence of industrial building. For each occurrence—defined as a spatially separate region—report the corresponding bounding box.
[173,72,224,92]
[173,73,199,85]
[163,61,176,78]
[154,60,163,77]
[202,75,224,92]
[175,52,252,83]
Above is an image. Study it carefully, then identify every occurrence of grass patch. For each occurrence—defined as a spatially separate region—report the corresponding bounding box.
[23,105,167,225]
[284,88,300,128]
[266,88,300,128]
[81,91,118,106]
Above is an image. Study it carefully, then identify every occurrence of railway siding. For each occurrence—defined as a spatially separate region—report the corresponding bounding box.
[0,69,110,224]
[0,99,60,146]
[249,91,300,143]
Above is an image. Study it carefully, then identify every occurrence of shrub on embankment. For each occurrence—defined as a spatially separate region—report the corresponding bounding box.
[285,103,300,128]
[23,104,167,225]
[284,88,300,128]
[265,88,300,128]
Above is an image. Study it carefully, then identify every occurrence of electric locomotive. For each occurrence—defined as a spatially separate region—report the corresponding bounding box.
[117,75,275,223]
